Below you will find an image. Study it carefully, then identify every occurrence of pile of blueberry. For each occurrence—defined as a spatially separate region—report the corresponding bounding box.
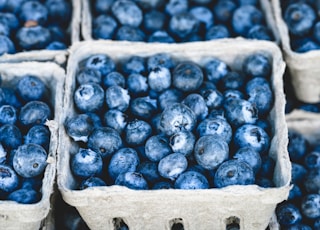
[0,0,72,56]
[65,51,277,191]
[0,75,52,204]
[282,0,320,53]
[276,130,320,229]
[91,0,274,43]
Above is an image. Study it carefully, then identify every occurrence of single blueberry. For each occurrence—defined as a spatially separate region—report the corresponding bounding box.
[159,103,197,136]
[21,176,43,191]
[19,1,48,25]
[255,177,274,188]
[104,109,127,134]
[200,88,224,110]
[108,147,140,181]
[16,75,46,102]
[124,119,152,146]
[115,172,148,190]
[295,39,320,53]
[134,0,164,10]
[0,35,15,55]
[121,55,146,75]
[276,203,302,227]
[137,161,161,185]
[213,0,237,23]
[169,130,195,157]
[0,12,20,32]
[258,155,275,179]
[145,134,171,162]
[70,148,103,179]
[284,3,316,36]
[158,153,188,180]
[204,58,230,84]
[48,25,68,43]
[126,73,148,96]
[13,143,47,178]
[24,125,50,151]
[288,184,302,201]
[105,85,130,112]
[74,83,104,113]
[152,180,173,189]
[76,68,102,85]
[148,66,171,93]
[147,53,175,71]
[232,5,263,37]
[223,89,244,100]
[182,93,208,121]
[0,22,10,37]
[172,61,203,92]
[304,151,320,169]
[45,0,72,27]
[214,159,255,188]
[103,71,125,89]
[169,12,199,40]
[79,176,106,190]
[194,135,229,170]
[247,25,273,41]
[148,30,175,43]
[0,124,22,150]
[158,88,183,111]
[65,114,95,142]
[242,52,272,79]
[224,98,258,127]
[196,117,232,143]
[205,25,230,40]
[88,127,122,158]
[174,170,209,189]
[130,96,157,120]
[190,6,214,29]
[207,108,225,120]
[300,194,320,219]
[288,130,308,162]
[298,103,320,113]
[233,147,262,174]
[19,101,52,127]
[111,0,142,27]
[143,10,166,32]
[45,41,67,50]
[0,164,20,194]
[304,167,320,194]
[94,0,115,15]
[93,14,118,40]
[16,26,52,51]
[0,105,17,125]
[115,25,146,41]
[165,0,188,16]
[84,54,116,78]
[219,71,245,91]
[291,162,307,185]
[7,188,40,204]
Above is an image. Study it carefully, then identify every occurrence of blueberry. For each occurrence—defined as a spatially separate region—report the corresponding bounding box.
[130,96,157,120]
[304,167,320,193]
[152,180,173,189]
[79,176,106,190]
[200,88,224,110]
[295,39,320,53]
[169,13,199,40]
[115,172,148,190]
[147,53,175,71]
[93,14,118,40]
[284,3,316,36]
[74,83,104,113]
[224,98,258,127]
[124,119,152,146]
[258,155,275,179]
[7,188,40,204]
[207,108,225,120]
[255,177,274,188]
[172,62,203,92]
[158,153,188,180]
[84,54,116,78]
[111,0,142,27]
[148,66,171,93]
[204,58,230,84]
[19,100,52,127]
[16,26,51,51]
[242,53,272,79]
[65,114,94,142]
[247,25,273,41]
[108,147,140,181]
[223,89,244,100]
[159,103,197,136]
[276,203,302,227]
[19,1,48,25]
[190,6,214,29]
[232,5,263,37]
[45,0,72,27]
[145,134,171,162]
[137,161,161,185]
[143,10,166,32]
[94,0,115,15]
[48,25,67,43]
[196,117,232,143]
[288,130,308,162]
[165,0,188,16]
[0,144,7,164]
[105,85,130,112]
[174,170,209,189]
[86,112,102,128]
[298,103,320,113]
[21,176,43,190]
[76,68,102,85]
[13,143,47,178]
[45,41,67,50]
[70,148,103,179]
[0,105,17,125]
[300,194,320,219]
[219,71,245,91]
[0,164,19,195]
[0,22,10,36]
[0,12,20,32]
[148,30,175,43]
[288,184,302,201]
[291,162,307,185]
[126,73,148,96]
[205,25,230,40]
[0,124,22,150]
[233,147,262,174]
[24,125,50,151]
[158,88,183,111]
[104,109,127,134]
[88,127,122,158]
[121,55,146,75]
[214,159,255,188]
[194,135,229,170]
[233,124,270,154]
[115,25,146,41]
[314,218,320,229]
[313,21,320,43]
[16,75,46,102]
[182,93,208,121]
[304,151,320,169]
[169,130,195,157]
[103,71,125,89]
[134,0,164,10]
[213,0,237,23]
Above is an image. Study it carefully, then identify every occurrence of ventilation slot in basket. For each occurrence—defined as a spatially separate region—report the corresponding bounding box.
[170,218,184,230]
[225,216,240,230]
[113,217,128,230]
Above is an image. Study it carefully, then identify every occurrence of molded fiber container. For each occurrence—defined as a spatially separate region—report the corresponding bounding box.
[58,39,291,230]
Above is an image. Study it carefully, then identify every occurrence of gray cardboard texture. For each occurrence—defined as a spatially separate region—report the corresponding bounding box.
[272,0,320,103]
[0,62,64,230]
[58,39,291,230]
[0,0,81,65]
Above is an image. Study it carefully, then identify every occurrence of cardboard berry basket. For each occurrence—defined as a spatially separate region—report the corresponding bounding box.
[271,0,320,103]
[0,0,81,66]
[81,0,280,43]
[58,39,291,230]
[0,62,64,230]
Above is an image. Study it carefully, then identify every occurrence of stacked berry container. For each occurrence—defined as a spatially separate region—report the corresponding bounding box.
[58,39,291,230]
[0,61,64,229]
[272,0,320,103]
[0,0,81,65]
